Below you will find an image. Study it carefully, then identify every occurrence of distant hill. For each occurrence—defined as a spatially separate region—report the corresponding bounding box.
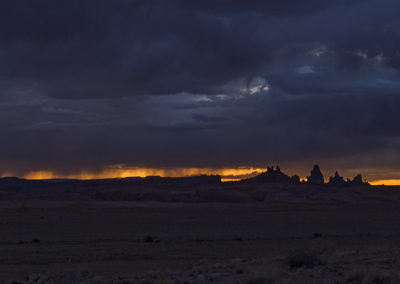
[241,166,300,184]
[0,168,381,203]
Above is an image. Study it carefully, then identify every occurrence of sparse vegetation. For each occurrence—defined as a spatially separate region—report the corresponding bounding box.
[31,238,41,243]
[371,274,392,284]
[246,275,274,284]
[2,203,400,283]
[313,232,323,238]
[285,251,325,269]
[144,235,154,243]
[346,271,365,284]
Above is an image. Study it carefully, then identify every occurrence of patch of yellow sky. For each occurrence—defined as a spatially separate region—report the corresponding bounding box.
[23,166,267,181]
[11,166,400,185]
[369,179,400,186]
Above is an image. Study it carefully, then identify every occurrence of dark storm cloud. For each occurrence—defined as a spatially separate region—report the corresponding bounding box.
[0,0,400,178]
[3,0,398,98]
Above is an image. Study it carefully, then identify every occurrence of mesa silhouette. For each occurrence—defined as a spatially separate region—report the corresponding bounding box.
[241,164,368,187]
[0,164,392,203]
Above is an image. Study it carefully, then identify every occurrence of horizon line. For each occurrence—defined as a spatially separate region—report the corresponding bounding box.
[1,170,400,186]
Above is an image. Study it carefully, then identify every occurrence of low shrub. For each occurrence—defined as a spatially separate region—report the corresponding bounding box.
[285,251,325,269]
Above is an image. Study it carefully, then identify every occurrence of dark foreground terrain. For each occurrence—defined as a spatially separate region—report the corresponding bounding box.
[1,201,400,283]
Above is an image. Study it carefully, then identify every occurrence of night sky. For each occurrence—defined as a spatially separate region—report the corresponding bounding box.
[1,1,400,182]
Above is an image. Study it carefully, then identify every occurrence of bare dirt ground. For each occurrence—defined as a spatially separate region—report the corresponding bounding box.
[1,201,400,283]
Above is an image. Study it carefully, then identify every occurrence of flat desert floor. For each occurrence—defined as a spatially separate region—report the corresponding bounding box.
[1,201,400,283]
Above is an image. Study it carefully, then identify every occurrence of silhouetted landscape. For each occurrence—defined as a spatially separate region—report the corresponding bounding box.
[2,0,400,283]
[0,165,395,204]
[1,166,400,283]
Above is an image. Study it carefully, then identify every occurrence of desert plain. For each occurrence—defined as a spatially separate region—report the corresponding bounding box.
[1,194,400,284]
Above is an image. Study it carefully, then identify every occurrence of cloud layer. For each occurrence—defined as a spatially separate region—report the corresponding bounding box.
[1,0,400,179]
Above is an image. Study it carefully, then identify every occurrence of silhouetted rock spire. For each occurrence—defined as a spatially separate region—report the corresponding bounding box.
[328,171,346,187]
[244,166,300,184]
[290,174,300,183]
[307,165,324,185]
[349,174,369,186]
[326,171,370,187]
[243,164,369,187]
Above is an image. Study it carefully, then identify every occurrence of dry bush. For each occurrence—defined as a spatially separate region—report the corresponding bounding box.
[285,250,325,270]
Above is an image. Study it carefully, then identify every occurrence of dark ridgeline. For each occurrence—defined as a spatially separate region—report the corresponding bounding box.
[328,171,346,187]
[326,171,368,187]
[244,164,369,187]
[0,174,221,190]
[307,165,369,186]
[0,165,369,200]
[0,175,222,200]
[348,174,368,186]
[307,165,325,185]
[242,166,300,184]
[0,165,373,203]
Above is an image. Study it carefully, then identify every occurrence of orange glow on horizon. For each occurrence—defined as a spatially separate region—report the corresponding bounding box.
[25,171,55,180]
[18,166,267,181]
[221,178,242,182]
[2,166,399,186]
[369,179,400,186]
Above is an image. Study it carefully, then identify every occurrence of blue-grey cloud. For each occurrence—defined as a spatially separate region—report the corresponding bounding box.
[0,0,399,178]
